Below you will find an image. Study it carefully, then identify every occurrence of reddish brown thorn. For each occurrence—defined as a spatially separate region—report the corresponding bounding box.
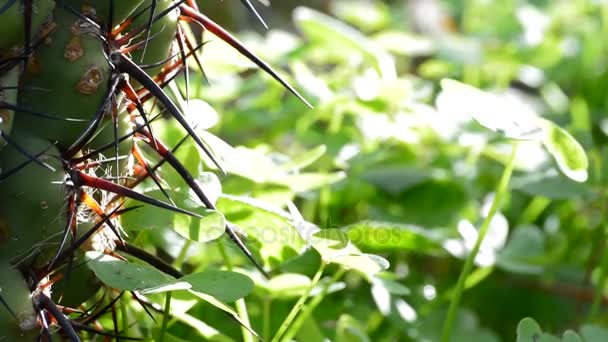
[39,274,64,291]
[238,0,268,29]
[180,23,207,75]
[70,169,203,218]
[176,24,190,103]
[136,127,269,277]
[47,203,132,271]
[115,243,183,278]
[79,292,123,325]
[47,191,78,273]
[56,306,84,315]
[179,5,312,108]
[140,0,157,62]
[112,52,226,174]
[105,249,127,261]
[131,143,173,203]
[186,0,199,11]
[130,291,157,324]
[80,190,125,246]
[120,78,158,150]
[111,18,132,38]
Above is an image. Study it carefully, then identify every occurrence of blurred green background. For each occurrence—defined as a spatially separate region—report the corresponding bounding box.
[152,0,608,340]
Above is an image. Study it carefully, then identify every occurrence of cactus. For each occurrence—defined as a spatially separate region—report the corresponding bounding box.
[0,0,309,340]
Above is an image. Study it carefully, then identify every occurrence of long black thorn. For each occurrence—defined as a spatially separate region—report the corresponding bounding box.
[239,0,268,29]
[112,103,120,180]
[0,0,17,15]
[121,22,168,59]
[47,191,78,272]
[0,21,55,73]
[0,131,56,172]
[114,52,226,174]
[21,0,33,70]
[38,309,54,342]
[36,294,80,342]
[0,146,55,181]
[70,169,204,219]
[151,0,187,25]
[47,204,129,271]
[111,298,120,341]
[72,112,165,163]
[140,0,157,62]
[107,0,114,36]
[78,288,108,318]
[181,6,313,109]
[120,78,158,151]
[46,206,141,280]
[130,291,157,324]
[78,292,123,325]
[116,243,183,278]
[56,0,106,42]
[176,24,190,104]
[138,129,189,179]
[95,206,125,246]
[128,2,153,24]
[122,0,186,42]
[135,146,175,205]
[226,222,268,278]
[139,128,268,277]
[0,293,17,319]
[63,74,122,159]
[180,26,210,85]
[70,321,143,341]
[1,102,89,122]
[0,85,51,92]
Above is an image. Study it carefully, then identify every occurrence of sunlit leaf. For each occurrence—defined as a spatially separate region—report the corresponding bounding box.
[539,118,588,182]
[438,79,544,140]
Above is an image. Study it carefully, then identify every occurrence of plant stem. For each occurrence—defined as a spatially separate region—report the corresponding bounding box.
[121,296,129,335]
[236,298,255,342]
[174,239,192,269]
[588,225,608,321]
[280,267,346,342]
[263,297,272,342]
[441,142,518,342]
[271,262,326,342]
[217,240,254,342]
[158,292,172,342]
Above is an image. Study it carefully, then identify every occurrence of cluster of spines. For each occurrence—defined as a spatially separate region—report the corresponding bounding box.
[0,0,310,340]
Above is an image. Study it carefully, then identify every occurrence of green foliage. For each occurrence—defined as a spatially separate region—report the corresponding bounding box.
[174,0,608,340]
[4,0,608,340]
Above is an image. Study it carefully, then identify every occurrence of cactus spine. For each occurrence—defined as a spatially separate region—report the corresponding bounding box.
[0,0,308,340]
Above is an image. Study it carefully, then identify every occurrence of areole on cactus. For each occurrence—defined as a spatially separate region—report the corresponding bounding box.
[0,0,310,340]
